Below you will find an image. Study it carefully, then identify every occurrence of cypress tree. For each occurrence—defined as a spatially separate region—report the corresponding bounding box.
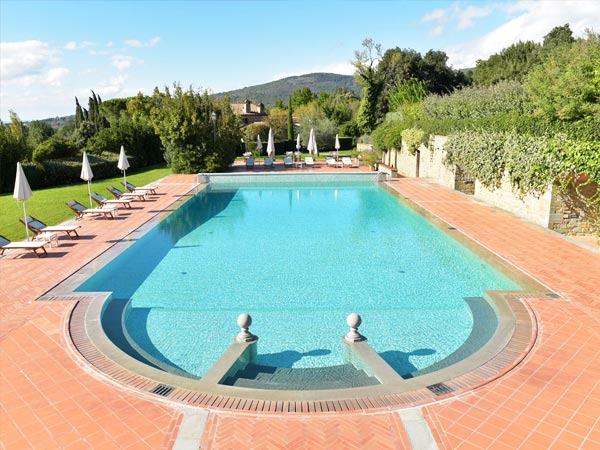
[75,97,84,128]
[287,96,293,140]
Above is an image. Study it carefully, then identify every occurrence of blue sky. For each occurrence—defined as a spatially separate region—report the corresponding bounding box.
[1,0,599,120]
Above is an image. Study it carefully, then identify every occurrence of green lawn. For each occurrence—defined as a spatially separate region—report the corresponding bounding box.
[1,165,172,242]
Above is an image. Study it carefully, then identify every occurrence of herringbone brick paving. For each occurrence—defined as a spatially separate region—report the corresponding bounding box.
[1,172,599,449]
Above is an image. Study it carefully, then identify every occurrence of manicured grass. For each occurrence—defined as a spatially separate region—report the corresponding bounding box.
[1,165,172,242]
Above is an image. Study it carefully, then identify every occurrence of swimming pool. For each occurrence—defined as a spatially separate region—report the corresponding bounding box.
[77,181,519,378]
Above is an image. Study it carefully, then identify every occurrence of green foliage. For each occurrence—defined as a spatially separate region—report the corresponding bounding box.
[0,112,28,192]
[265,108,288,140]
[422,80,528,120]
[473,41,542,85]
[291,87,318,108]
[320,87,360,126]
[149,86,241,173]
[340,120,360,138]
[504,133,560,196]
[388,78,427,112]
[525,32,600,122]
[32,136,78,163]
[101,98,129,124]
[371,120,404,153]
[298,115,338,151]
[26,120,55,151]
[24,154,120,189]
[401,128,426,153]
[353,39,385,133]
[243,122,270,149]
[287,96,294,140]
[84,118,163,167]
[444,130,507,189]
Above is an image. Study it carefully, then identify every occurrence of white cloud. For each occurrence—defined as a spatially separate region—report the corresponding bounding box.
[45,67,70,86]
[0,41,59,81]
[446,0,600,68]
[124,36,160,47]
[111,54,143,71]
[421,3,494,36]
[63,40,95,51]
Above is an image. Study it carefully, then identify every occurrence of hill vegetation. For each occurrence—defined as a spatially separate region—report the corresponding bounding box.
[212,73,359,105]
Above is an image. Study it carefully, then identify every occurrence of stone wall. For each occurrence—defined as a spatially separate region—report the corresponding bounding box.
[474,175,553,228]
[384,135,598,237]
[549,180,598,235]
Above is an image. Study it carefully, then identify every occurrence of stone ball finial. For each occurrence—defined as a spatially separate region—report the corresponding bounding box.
[345,313,366,342]
[236,313,257,343]
[346,313,362,329]
[237,313,252,329]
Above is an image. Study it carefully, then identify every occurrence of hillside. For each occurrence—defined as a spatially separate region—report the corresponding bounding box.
[213,73,359,105]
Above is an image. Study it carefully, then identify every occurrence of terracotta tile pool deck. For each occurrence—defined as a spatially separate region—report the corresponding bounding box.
[1,168,598,449]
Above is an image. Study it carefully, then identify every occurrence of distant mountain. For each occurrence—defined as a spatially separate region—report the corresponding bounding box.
[213,73,360,105]
[26,115,75,129]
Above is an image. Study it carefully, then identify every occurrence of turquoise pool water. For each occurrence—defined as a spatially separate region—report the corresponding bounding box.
[77,183,519,377]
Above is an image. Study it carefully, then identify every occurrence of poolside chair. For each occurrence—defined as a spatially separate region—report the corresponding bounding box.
[283,156,293,168]
[107,186,146,201]
[21,216,80,240]
[91,192,132,209]
[66,200,117,220]
[305,157,315,167]
[245,157,255,170]
[263,157,274,169]
[342,157,354,167]
[326,157,342,168]
[0,234,48,258]
[122,181,157,195]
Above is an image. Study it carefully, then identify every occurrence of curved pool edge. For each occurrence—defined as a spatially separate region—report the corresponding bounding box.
[64,286,538,412]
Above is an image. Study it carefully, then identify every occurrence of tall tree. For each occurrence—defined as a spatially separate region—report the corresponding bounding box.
[26,120,55,150]
[473,41,541,85]
[287,96,293,140]
[353,38,385,133]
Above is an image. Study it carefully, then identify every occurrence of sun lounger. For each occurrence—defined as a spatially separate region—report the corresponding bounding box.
[107,186,146,201]
[283,156,293,168]
[66,200,117,219]
[326,157,342,168]
[21,216,80,239]
[305,157,315,167]
[122,181,157,195]
[91,192,132,209]
[263,157,274,169]
[0,234,48,257]
[245,158,255,169]
[342,157,354,167]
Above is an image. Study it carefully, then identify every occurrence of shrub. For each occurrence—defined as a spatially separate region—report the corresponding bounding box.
[444,130,507,189]
[401,128,426,153]
[23,154,120,189]
[32,136,78,163]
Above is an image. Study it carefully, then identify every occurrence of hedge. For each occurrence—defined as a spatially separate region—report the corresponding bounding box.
[23,154,121,190]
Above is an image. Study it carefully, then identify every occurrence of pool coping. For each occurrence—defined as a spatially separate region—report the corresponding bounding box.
[48,175,548,412]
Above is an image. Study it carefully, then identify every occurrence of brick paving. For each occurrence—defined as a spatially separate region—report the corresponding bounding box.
[1,170,598,449]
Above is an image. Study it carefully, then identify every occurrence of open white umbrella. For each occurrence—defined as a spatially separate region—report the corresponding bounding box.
[257,135,263,156]
[117,145,130,187]
[81,152,94,208]
[13,162,32,239]
[266,128,275,158]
